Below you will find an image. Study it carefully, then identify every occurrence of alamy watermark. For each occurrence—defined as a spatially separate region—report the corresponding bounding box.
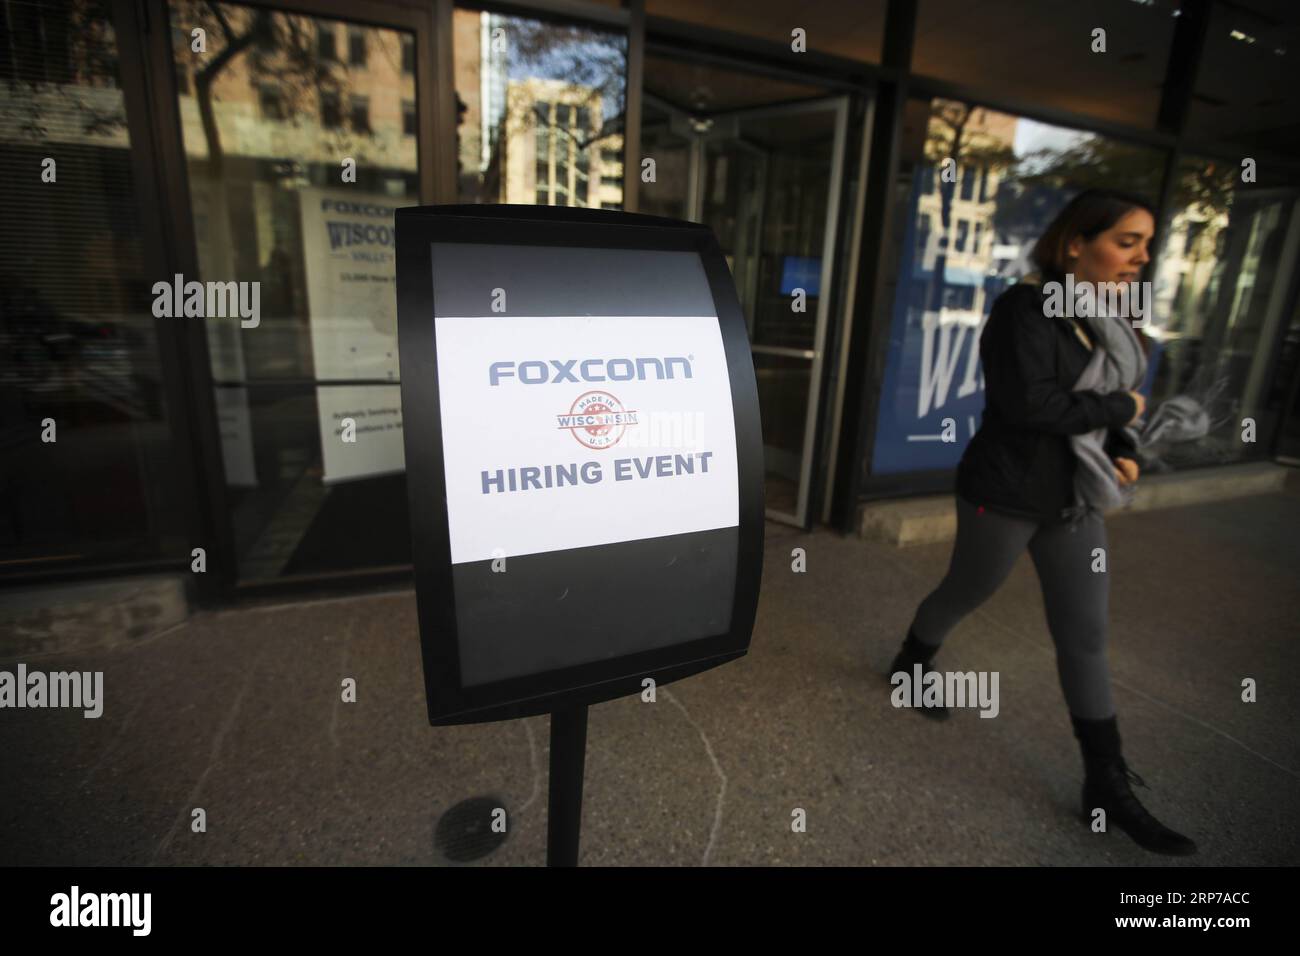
[50,886,150,936]
[891,664,1000,718]
[1042,274,1152,328]
[0,664,103,718]
[152,273,260,328]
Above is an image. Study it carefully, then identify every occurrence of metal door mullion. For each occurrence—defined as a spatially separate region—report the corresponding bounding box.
[744,149,768,340]
[687,135,705,222]
[793,95,849,527]
[821,94,875,525]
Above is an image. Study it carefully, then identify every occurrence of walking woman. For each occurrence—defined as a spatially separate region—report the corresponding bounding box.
[891,189,1196,856]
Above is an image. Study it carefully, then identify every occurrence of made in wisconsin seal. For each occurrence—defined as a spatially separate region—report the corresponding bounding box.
[557,390,639,450]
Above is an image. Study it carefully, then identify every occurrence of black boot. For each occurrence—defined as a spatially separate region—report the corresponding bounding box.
[1072,715,1197,856]
[889,630,949,721]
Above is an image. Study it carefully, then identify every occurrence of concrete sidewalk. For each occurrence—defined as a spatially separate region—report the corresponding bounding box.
[2,485,1298,866]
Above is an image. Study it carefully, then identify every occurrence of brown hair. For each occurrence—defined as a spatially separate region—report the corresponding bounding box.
[1031,188,1157,277]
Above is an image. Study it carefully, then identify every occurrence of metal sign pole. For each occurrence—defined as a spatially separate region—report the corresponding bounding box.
[546,704,589,867]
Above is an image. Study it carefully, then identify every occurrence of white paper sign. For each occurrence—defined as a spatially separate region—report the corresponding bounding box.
[213,386,257,488]
[316,384,406,485]
[435,314,739,563]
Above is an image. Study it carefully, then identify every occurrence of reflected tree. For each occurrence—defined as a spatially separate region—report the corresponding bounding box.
[922,100,1016,312]
[172,0,395,280]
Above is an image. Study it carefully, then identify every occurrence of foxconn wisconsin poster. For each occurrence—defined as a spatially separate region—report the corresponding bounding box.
[299,186,405,484]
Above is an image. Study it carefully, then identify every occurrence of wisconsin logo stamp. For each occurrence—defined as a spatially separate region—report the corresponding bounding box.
[557,391,639,450]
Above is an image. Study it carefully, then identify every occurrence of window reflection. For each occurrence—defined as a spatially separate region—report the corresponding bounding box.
[0,0,186,571]
[169,1,418,581]
[1147,158,1300,469]
[453,10,626,208]
[872,97,1165,475]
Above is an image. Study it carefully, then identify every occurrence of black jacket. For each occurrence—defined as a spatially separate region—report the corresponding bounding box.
[956,280,1139,523]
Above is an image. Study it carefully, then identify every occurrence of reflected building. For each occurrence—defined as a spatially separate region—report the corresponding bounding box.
[913,105,1019,329]
[454,9,624,209]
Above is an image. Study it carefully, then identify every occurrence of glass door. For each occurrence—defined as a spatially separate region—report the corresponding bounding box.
[702,98,847,525]
[673,97,849,526]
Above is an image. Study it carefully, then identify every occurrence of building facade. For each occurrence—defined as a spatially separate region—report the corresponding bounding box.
[2,0,1299,601]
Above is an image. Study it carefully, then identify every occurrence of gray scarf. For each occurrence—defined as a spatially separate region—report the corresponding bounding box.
[1068,310,1211,513]
[1069,311,1147,512]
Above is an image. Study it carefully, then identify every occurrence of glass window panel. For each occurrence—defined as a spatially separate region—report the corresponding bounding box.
[317,21,336,62]
[169,1,418,582]
[259,83,284,120]
[1147,158,1300,468]
[321,89,341,128]
[348,28,366,68]
[917,214,932,258]
[454,9,626,207]
[869,96,1166,476]
[350,94,370,134]
[0,0,186,572]
[636,99,688,219]
[914,0,1180,127]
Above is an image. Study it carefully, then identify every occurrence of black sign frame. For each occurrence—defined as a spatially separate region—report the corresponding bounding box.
[396,204,764,726]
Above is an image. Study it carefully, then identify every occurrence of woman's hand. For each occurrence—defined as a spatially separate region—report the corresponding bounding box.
[1113,457,1140,486]
[1126,390,1146,425]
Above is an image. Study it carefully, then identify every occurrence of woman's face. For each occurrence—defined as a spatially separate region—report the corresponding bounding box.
[1067,207,1155,286]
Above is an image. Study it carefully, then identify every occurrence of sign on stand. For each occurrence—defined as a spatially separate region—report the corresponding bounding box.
[395,205,763,864]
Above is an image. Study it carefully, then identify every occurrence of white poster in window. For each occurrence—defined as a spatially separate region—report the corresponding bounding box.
[298,186,400,382]
[316,385,405,486]
[435,314,738,563]
[300,186,405,483]
[213,386,257,488]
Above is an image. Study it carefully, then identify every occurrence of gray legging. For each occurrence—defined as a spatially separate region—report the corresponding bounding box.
[909,495,1115,720]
